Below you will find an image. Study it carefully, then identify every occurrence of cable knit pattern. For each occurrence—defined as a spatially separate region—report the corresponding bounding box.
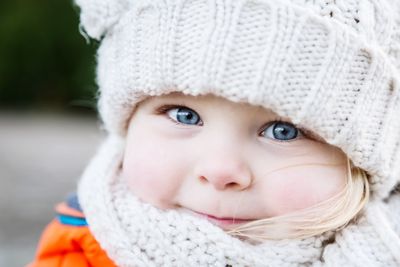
[78,136,400,267]
[74,0,400,199]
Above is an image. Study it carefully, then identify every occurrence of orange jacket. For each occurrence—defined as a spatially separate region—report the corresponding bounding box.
[28,194,117,267]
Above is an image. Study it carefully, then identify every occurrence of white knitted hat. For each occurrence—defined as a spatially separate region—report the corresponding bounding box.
[74,0,400,200]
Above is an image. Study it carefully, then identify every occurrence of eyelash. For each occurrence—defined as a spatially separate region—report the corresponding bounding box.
[155,104,313,140]
[155,104,202,125]
[155,105,181,117]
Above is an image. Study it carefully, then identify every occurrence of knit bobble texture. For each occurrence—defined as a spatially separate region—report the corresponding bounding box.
[74,0,131,40]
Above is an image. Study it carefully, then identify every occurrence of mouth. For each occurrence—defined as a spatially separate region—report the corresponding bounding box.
[191,210,254,227]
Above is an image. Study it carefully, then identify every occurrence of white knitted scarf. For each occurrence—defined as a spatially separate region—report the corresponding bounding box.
[78,136,400,267]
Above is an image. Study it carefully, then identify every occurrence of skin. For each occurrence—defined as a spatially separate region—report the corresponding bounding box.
[121,93,348,229]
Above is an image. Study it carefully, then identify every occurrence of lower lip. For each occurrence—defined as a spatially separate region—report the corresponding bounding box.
[194,211,253,226]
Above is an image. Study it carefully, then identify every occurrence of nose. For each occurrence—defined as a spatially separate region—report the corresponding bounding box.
[196,154,253,191]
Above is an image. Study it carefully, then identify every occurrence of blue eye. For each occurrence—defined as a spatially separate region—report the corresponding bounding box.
[167,107,201,125]
[261,121,300,141]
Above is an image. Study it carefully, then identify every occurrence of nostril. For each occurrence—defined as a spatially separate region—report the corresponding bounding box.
[198,174,251,190]
[226,182,238,188]
[199,176,208,183]
[226,182,248,191]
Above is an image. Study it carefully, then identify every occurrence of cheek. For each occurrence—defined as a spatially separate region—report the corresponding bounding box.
[121,137,183,209]
[265,165,346,216]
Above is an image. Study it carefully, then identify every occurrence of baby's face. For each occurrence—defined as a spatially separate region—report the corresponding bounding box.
[122,93,347,229]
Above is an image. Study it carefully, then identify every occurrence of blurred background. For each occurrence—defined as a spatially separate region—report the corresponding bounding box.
[0,1,105,266]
